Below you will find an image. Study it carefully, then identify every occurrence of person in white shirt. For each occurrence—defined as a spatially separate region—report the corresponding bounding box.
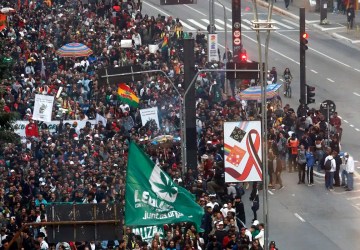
[37,232,49,250]
[254,223,265,248]
[324,151,336,191]
[342,152,355,191]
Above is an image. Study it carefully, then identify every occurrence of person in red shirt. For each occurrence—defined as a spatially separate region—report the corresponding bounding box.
[25,118,39,138]
[287,133,299,172]
[330,112,342,141]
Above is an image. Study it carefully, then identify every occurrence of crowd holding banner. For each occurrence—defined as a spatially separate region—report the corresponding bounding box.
[0,0,348,250]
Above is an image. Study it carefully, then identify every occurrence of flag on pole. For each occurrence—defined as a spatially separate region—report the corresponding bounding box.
[125,142,204,231]
[0,14,6,31]
[117,83,139,107]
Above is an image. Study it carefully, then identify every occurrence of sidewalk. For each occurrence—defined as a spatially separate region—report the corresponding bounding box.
[257,0,360,45]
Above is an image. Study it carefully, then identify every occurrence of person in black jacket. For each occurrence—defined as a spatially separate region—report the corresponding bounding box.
[21,229,35,250]
[347,4,355,29]
[234,195,246,226]
[249,183,259,222]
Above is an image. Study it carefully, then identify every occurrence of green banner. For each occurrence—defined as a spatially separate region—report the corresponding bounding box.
[133,225,164,243]
[125,142,204,231]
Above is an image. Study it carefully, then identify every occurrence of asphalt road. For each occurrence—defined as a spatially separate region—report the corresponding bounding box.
[143,1,360,248]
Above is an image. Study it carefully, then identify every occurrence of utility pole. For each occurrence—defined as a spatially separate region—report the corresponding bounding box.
[183,39,197,171]
[300,8,306,104]
[232,0,242,62]
[208,0,216,34]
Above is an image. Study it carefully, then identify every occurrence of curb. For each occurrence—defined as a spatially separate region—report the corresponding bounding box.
[314,170,325,178]
[256,0,299,20]
[331,32,360,44]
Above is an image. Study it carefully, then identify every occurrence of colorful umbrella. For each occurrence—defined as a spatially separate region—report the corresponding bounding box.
[56,43,93,57]
[237,83,282,101]
[151,135,180,148]
[0,7,16,14]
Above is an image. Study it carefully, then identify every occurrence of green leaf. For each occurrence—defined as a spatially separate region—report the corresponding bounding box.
[153,182,167,192]
[160,171,168,187]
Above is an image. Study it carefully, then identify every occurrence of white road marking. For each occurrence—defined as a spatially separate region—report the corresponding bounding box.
[353,92,360,97]
[350,124,355,127]
[268,190,274,195]
[201,19,224,30]
[274,20,294,29]
[355,68,360,72]
[327,78,335,82]
[274,32,352,68]
[306,20,319,24]
[356,128,360,131]
[143,1,197,31]
[294,213,306,222]
[215,19,232,29]
[184,4,207,16]
[214,2,232,12]
[343,120,348,123]
[282,19,299,27]
[352,204,360,211]
[347,196,360,200]
[187,19,207,30]
[311,69,318,73]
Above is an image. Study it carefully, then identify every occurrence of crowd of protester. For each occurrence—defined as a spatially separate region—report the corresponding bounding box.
[0,0,349,250]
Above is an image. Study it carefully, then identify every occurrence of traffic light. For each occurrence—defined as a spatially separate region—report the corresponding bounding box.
[306,84,315,104]
[301,32,308,51]
[240,49,247,62]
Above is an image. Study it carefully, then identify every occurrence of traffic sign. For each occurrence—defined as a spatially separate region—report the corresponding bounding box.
[320,100,336,119]
[160,0,197,5]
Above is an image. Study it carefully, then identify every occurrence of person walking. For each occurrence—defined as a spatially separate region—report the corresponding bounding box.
[347,3,355,29]
[250,182,259,222]
[342,152,355,191]
[297,144,307,184]
[306,147,315,186]
[284,0,290,9]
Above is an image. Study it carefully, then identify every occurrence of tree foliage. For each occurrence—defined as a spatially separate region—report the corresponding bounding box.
[0,100,20,147]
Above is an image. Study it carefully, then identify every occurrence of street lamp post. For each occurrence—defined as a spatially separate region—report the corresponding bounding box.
[251,0,276,249]
[215,0,229,96]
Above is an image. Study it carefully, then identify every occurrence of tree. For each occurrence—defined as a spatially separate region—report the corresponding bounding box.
[0,98,20,147]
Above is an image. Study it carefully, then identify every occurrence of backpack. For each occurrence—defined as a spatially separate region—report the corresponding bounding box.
[324,159,332,171]
[297,151,306,164]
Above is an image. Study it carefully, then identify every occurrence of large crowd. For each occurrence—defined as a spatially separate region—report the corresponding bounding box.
[0,0,351,250]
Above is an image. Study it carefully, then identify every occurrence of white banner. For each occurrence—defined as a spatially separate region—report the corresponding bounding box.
[148,44,158,54]
[140,107,160,128]
[14,120,97,138]
[133,225,164,243]
[32,94,54,122]
[96,114,107,126]
[121,39,133,48]
[208,33,218,62]
[224,121,262,183]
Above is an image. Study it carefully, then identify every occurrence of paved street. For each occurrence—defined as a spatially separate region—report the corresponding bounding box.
[143,0,360,248]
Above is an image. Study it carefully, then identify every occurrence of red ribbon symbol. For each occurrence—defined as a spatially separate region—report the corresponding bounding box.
[226,129,262,181]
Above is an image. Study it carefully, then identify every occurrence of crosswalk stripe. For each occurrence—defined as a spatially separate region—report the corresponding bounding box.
[242,19,254,28]
[180,20,197,31]
[187,19,207,30]
[227,18,251,30]
[274,20,294,29]
[215,19,232,29]
[201,19,224,30]
[282,19,300,27]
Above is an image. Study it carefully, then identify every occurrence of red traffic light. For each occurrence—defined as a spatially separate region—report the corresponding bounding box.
[302,32,309,39]
[241,53,247,61]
